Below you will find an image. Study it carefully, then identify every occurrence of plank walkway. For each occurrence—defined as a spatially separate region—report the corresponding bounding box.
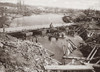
[0,23,74,33]
[44,65,94,70]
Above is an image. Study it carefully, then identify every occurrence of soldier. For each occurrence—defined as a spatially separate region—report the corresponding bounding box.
[50,23,53,28]
[35,37,38,43]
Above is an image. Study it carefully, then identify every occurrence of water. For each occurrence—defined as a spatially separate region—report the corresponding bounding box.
[10,14,84,62]
[27,35,84,62]
[10,14,65,27]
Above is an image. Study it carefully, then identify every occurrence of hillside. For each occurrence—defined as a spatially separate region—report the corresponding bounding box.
[0,2,75,14]
[0,2,16,7]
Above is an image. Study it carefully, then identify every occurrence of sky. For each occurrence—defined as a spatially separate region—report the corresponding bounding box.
[0,0,100,10]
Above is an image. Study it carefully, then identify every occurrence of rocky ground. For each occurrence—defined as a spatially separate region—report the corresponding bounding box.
[0,33,59,72]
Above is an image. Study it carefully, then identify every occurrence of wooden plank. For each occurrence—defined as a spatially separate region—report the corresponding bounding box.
[44,65,94,70]
[0,23,74,33]
[63,56,86,60]
[84,63,100,68]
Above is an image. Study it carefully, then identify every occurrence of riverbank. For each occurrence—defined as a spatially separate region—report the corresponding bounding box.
[0,33,59,72]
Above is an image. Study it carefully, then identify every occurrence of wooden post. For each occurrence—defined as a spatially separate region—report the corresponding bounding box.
[89,48,98,61]
[87,46,96,60]
[96,60,100,64]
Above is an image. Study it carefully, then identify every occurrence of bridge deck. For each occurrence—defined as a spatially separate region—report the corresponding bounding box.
[0,23,73,33]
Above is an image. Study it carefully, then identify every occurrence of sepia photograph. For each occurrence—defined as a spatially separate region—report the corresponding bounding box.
[0,0,100,72]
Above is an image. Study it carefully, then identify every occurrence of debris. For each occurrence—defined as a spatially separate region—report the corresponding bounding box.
[0,34,58,72]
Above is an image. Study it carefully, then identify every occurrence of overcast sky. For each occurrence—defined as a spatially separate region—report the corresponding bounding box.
[0,0,100,10]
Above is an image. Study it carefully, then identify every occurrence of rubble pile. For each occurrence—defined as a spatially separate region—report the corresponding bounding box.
[0,33,58,72]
